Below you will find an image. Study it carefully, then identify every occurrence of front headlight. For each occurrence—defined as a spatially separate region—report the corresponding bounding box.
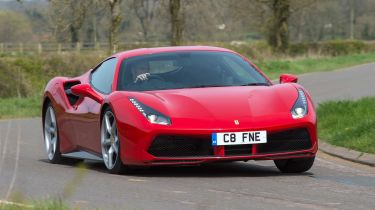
[291,89,308,119]
[129,97,171,125]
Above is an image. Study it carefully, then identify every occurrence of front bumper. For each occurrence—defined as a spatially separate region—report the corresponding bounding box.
[118,121,318,166]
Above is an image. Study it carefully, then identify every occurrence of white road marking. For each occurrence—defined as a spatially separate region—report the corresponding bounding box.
[6,122,21,200]
[180,200,195,205]
[0,121,11,174]
[128,178,148,182]
[0,199,33,208]
[0,125,2,166]
[170,190,187,194]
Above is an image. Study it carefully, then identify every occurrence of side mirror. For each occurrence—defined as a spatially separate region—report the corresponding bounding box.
[280,74,298,84]
[71,83,103,103]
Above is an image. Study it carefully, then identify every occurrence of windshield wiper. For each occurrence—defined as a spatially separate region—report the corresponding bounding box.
[240,82,269,86]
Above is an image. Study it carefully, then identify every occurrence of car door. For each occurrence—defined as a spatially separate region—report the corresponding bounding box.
[72,57,118,155]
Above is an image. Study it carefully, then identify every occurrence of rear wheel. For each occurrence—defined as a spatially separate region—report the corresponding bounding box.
[101,108,126,174]
[274,156,315,173]
[44,105,61,163]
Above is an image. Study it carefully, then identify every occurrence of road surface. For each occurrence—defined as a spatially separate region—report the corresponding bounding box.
[1,63,375,210]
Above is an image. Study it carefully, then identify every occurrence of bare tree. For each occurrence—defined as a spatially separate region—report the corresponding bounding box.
[49,0,89,44]
[258,0,291,52]
[348,0,357,40]
[132,0,159,41]
[108,0,123,53]
[288,0,315,42]
[169,0,183,46]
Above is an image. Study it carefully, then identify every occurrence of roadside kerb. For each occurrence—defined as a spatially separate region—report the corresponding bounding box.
[319,140,375,167]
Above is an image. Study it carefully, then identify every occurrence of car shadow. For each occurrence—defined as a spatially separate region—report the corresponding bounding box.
[39,158,108,173]
[127,162,314,178]
[40,158,313,178]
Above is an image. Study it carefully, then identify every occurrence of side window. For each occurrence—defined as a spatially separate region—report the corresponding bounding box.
[91,58,117,94]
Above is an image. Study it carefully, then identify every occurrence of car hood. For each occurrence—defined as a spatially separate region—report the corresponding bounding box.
[128,84,299,129]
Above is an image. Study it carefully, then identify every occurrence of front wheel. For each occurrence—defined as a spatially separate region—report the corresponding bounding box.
[274,156,315,173]
[101,108,126,174]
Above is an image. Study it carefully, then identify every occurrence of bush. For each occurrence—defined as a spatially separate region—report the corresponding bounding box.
[0,54,104,98]
[289,40,366,56]
[319,40,365,56]
[0,60,30,97]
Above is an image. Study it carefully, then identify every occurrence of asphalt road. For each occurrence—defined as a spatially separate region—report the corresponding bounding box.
[1,63,375,210]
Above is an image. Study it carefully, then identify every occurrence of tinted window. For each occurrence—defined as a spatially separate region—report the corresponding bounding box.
[117,51,269,91]
[91,58,117,94]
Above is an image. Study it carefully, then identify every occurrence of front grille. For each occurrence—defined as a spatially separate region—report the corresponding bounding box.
[148,135,214,157]
[225,145,252,156]
[257,128,312,154]
[148,128,312,158]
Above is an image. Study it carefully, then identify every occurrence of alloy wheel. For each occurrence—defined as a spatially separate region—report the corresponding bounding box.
[101,111,120,170]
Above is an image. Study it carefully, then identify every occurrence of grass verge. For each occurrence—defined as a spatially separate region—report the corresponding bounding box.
[0,199,68,210]
[317,97,375,154]
[255,52,375,79]
[0,96,40,119]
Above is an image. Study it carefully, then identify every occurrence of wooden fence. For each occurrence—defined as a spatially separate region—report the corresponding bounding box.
[0,42,171,54]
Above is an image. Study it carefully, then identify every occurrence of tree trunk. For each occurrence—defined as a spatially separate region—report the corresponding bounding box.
[297,9,306,43]
[70,25,79,46]
[169,0,183,46]
[267,0,290,52]
[349,0,355,40]
[109,0,122,54]
[140,20,148,41]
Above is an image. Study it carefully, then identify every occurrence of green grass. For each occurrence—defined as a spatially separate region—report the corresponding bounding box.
[317,97,375,154]
[0,199,68,210]
[0,96,40,119]
[255,52,375,79]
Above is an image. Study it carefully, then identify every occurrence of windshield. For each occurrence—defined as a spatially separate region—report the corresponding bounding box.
[117,51,269,91]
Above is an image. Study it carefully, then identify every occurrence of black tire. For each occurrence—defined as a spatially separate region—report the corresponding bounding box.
[101,107,127,174]
[274,156,315,173]
[43,104,62,164]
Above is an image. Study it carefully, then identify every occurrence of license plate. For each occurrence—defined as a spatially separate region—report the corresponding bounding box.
[212,131,267,146]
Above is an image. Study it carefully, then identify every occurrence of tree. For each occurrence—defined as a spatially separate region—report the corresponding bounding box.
[131,0,159,41]
[49,0,89,44]
[108,0,123,53]
[228,0,291,50]
[0,11,33,43]
[347,0,360,40]
[260,0,291,52]
[83,0,107,45]
[169,0,183,46]
[288,0,316,42]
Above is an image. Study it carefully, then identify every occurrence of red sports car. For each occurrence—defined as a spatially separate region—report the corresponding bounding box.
[42,46,317,174]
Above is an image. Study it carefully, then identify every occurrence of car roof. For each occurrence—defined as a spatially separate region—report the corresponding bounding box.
[113,46,235,60]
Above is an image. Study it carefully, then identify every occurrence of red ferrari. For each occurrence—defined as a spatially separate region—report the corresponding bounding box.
[42,46,317,174]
